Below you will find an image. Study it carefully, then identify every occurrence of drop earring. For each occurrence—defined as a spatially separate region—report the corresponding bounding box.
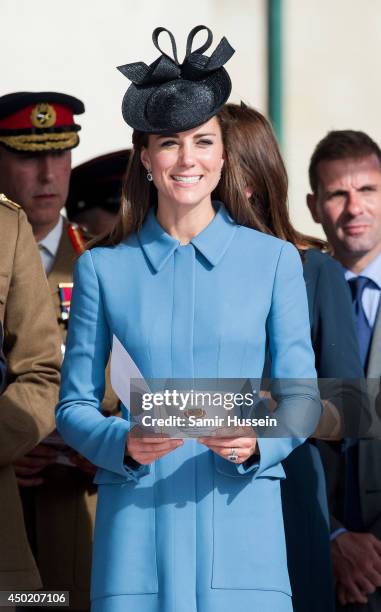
[147,169,153,181]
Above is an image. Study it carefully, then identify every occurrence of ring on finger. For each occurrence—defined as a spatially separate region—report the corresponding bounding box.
[227,448,238,462]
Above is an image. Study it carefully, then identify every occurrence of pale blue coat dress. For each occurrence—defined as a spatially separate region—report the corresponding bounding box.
[56,203,321,612]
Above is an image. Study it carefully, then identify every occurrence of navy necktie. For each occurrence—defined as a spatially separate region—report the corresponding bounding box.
[348,276,373,369]
[344,276,373,531]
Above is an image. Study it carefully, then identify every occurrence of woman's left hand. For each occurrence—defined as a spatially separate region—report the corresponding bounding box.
[198,433,257,464]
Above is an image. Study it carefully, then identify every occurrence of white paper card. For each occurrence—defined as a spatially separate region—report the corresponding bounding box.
[110,334,151,409]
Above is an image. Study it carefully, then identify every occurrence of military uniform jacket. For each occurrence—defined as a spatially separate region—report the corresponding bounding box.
[0,196,61,590]
[0,323,6,393]
[26,218,117,610]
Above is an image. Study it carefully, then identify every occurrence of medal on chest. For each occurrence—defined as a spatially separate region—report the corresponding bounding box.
[56,223,86,336]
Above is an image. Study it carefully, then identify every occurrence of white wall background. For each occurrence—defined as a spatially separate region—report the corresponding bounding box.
[0,0,266,162]
[2,0,381,237]
[285,0,381,237]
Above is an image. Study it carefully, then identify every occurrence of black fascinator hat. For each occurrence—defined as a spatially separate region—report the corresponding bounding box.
[117,25,234,134]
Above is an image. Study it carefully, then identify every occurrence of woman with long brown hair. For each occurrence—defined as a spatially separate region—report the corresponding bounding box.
[216,102,363,612]
[215,103,325,248]
[56,30,320,612]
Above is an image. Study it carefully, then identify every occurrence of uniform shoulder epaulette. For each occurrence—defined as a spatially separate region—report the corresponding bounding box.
[0,193,21,210]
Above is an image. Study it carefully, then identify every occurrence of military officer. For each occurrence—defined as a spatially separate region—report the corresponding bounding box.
[0,194,61,593]
[66,149,130,237]
[0,323,6,394]
[0,91,117,610]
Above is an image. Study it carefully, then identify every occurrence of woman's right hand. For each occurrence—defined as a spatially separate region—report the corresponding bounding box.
[126,430,183,465]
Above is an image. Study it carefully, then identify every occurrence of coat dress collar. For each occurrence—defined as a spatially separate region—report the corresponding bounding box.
[138,201,238,273]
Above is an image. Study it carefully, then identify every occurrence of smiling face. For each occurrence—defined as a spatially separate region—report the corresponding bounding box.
[307,154,381,270]
[0,146,71,239]
[140,117,224,213]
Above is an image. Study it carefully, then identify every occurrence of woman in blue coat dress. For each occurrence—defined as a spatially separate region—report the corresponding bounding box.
[216,103,364,612]
[56,27,321,612]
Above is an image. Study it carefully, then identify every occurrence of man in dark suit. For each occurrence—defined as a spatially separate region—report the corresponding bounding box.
[307,130,381,610]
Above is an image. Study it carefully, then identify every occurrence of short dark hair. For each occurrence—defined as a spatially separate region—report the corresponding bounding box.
[309,130,381,193]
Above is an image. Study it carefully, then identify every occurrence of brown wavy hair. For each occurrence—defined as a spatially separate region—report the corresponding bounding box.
[215,103,326,249]
[91,104,326,250]
[89,130,155,247]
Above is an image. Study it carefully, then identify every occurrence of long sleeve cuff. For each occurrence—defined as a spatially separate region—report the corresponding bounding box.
[330,527,347,541]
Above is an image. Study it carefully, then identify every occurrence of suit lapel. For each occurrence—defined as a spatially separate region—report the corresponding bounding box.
[359,297,381,528]
[367,302,381,378]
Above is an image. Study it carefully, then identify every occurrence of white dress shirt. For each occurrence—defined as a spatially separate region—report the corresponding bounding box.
[344,249,381,327]
[38,216,63,274]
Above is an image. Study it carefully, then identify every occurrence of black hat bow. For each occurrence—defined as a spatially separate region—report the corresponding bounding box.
[117,25,235,134]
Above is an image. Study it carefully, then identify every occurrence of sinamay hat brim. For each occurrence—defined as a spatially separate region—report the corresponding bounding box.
[122,69,231,134]
[118,26,234,134]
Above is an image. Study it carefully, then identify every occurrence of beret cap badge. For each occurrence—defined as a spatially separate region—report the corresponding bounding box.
[30,103,57,128]
[117,25,234,134]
